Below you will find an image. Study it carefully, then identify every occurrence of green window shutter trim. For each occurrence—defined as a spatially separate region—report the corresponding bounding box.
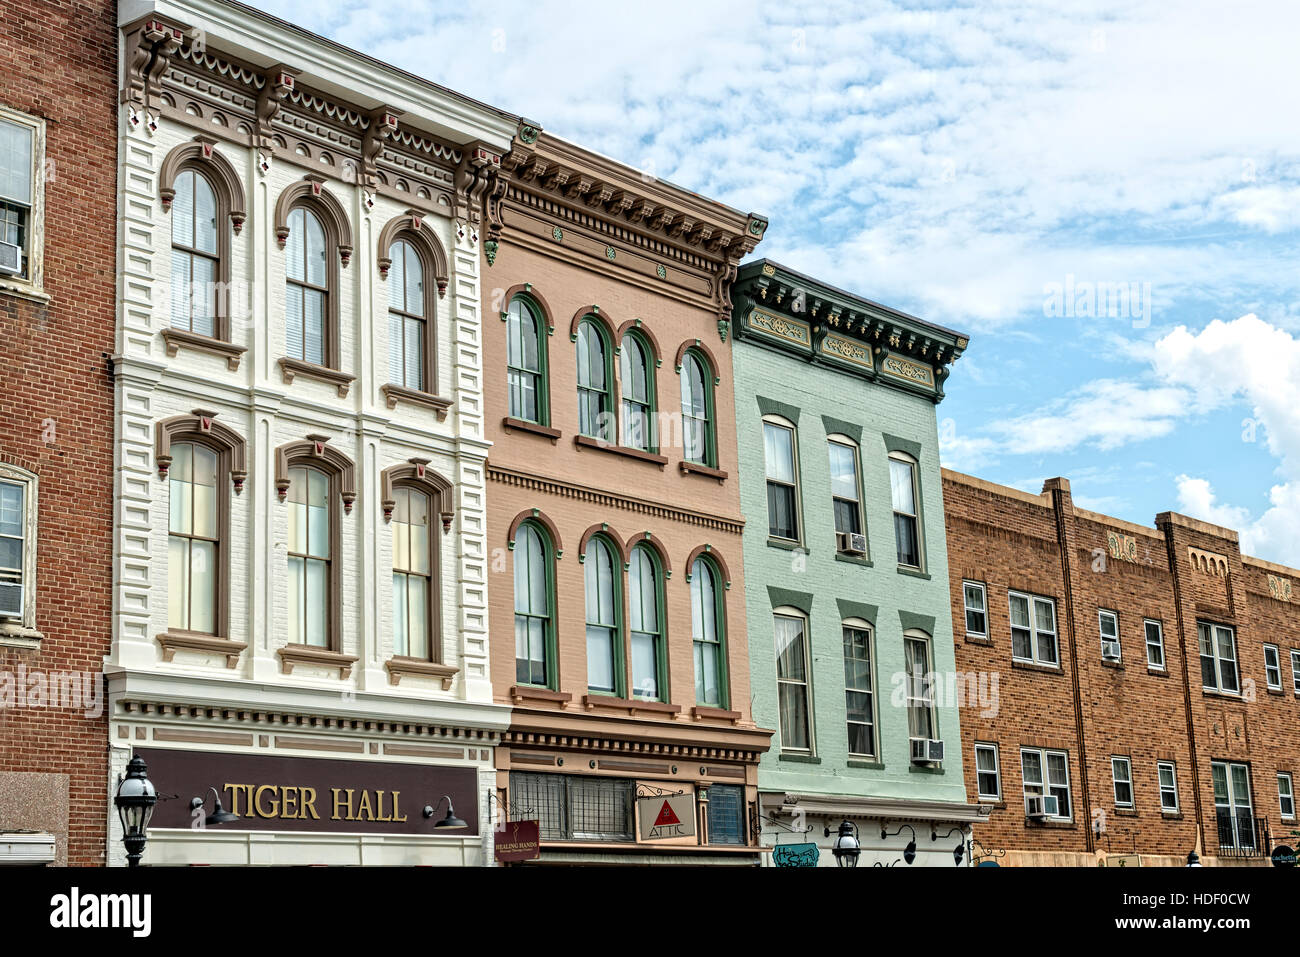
[767,585,813,615]
[881,432,922,461]
[821,414,863,446]
[757,395,801,425]
[899,610,936,635]
[836,599,878,625]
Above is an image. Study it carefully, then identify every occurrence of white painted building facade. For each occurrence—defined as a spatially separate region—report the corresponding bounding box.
[108,0,516,865]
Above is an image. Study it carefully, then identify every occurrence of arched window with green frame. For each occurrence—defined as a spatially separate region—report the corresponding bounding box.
[584,534,623,695]
[681,348,716,466]
[690,555,728,708]
[576,318,614,442]
[628,543,667,701]
[507,295,548,425]
[619,330,655,452]
[514,520,556,687]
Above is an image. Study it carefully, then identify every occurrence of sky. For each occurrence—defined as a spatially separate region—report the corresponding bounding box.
[260,0,1300,565]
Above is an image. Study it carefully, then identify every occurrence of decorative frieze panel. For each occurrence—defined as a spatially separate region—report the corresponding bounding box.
[1188,546,1230,578]
[1105,531,1139,563]
[880,352,935,388]
[746,307,810,348]
[819,333,873,371]
[1267,573,1292,602]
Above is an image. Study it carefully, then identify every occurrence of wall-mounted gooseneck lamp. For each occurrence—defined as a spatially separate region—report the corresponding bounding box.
[881,823,917,865]
[423,795,467,829]
[190,786,240,826]
[932,825,968,866]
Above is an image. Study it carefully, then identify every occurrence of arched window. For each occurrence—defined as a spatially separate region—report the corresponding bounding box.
[391,486,431,659]
[514,522,555,687]
[169,169,219,337]
[681,349,714,466]
[628,543,665,701]
[620,332,655,451]
[690,557,726,707]
[167,442,219,634]
[507,296,547,424]
[285,206,329,367]
[387,239,428,391]
[584,535,622,695]
[576,318,614,442]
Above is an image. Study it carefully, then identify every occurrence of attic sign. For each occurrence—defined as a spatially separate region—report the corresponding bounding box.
[637,792,696,841]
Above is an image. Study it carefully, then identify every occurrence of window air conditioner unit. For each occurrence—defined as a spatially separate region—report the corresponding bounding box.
[926,738,945,763]
[1102,640,1121,661]
[0,240,21,276]
[910,737,942,764]
[1026,794,1059,820]
[836,531,867,557]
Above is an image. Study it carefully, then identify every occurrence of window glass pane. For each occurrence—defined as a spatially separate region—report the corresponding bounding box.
[388,311,404,384]
[189,254,216,337]
[774,615,806,681]
[691,560,716,643]
[169,442,193,535]
[407,574,427,659]
[707,784,744,845]
[404,317,423,390]
[285,208,305,281]
[767,482,797,540]
[889,458,916,513]
[167,536,187,630]
[388,241,406,310]
[170,249,193,329]
[191,445,218,539]
[189,539,216,633]
[764,423,794,482]
[287,555,303,646]
[304,289,326,365]
[172,170,195,248]
[304,209,326,287]
[682,354,707,417]
[1021,750,1043,787]
[629,547,657,632]
[393,573,409,656]
[828,442,858,500]
[193,172,217,255]
[894,513,919,566]
[630,632,658,699]
[0,120,33,205]
[587,625,615,693]
[778,683,809,750]
[285,285,304,360]
[305,557,328,646]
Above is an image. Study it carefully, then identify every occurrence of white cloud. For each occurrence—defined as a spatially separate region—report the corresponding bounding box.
[986,379,1189,455]
[1173,475,1252,529]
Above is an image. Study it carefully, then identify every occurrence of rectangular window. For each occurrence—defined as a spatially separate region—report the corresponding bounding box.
[827,439,863,541]
[774,612,812,752]
[1111,756,1133,808]
[0,109,42,287]
[1145,619,1165,670]
[1158,761,1179,812]
[1212,760,1254,851]
[963,581,987,637]
[842,625,875,757]
[706,784,745,846]
[508,771,633,842]
[1291,650,1300,695]
[1280,773,1295,821]
[1021,747,1071,821]
[0,475,30,622]
[889,455,921,567]
[1099,609,1121,661]
[904,634,936,741]
[167,443,219,635]
[286,466,331,647]
[1264,644,1282,690]
[975,743,1001,800]
[1009,591,1058,666]
[1199,621,1240,694]
[764,422,799,541]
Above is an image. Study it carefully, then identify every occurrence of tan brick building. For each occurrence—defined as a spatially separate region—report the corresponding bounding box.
[945,468,1300,866]
[0,0,118,865]
[481,121,774,862]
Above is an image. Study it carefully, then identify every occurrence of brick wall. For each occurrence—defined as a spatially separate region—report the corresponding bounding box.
[0,0,117,866]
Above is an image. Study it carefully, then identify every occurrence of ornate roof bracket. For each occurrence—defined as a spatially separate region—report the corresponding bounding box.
[361,107,402,190]
[255,65,298,161]
[122,17,187,118]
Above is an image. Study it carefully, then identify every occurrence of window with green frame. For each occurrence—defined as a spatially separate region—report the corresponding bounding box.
[576,318,614,441]
[584,534,623,695]
[620,330,655,451]
[690,556,727,707]
[681,349,716,466]
[507,295,548,424]
[628,543,667,701]
[513,521,556,688]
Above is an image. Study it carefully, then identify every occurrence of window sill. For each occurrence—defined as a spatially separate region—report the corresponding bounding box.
[1201,688,1243,701]
[897,566,931,580]
[0,280,49,305]
[278,357,356,398]
[847,759,885,770]
[777,753,820,765]
[384,656,457,688]
[1266,686,1286,696]
[691,705,741,724]
[680,461,728,482]
[965,634,993,646]
[0,622,43,649]
[1148,666,1169,677]
[573,434,668,467]
[382,384,452,421]
[766,537,803,552]
[276,643,359,679]
[502,417,560,443]
[509,685,572,705]
[1011,660,1064,675]
[581,694,681,717]
[1027,818,1077,829]
[979,798,1007,809]
[1161,810,1184,820]
[1100,659,1124,670]
[161,328,247,371]
[1113,807,1138,817]
[834,552,872,567]
[908,763,945,775]
[156,631,247,668]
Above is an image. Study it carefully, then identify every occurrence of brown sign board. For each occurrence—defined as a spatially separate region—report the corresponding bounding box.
[136,747,478,835]
[494,819,541,862]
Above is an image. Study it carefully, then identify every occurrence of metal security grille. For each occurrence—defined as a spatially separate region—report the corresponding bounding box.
[509,771,633,842]
[707,785,744,845]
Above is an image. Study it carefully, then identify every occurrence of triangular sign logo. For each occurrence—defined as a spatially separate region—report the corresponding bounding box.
[653,800,680,827]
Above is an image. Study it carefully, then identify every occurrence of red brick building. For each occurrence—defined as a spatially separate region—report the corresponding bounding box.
[0,0,118,864]
[945,469,1300,866]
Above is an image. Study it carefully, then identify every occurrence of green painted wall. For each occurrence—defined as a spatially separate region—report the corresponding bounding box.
[732,336,969,805]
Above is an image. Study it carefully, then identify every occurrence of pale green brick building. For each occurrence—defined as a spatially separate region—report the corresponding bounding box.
[729,260,985,867]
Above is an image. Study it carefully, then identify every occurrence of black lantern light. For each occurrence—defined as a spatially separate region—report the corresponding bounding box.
[114,756,158,867]
[423,795,467,829]
[1186,850,1202,867]
[190,786,240,826]
[825,820,861,868]
[882,823,918,865]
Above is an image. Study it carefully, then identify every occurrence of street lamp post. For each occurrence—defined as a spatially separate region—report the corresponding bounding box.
[825,820,861,868]
[114,756,158,868]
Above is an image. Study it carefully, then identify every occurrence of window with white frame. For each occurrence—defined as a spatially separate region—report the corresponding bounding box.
[1099,609,1121,661]
[1279,773,1295,821]
[0,107,44,289]
[975,743,1001,800]
[1291,649,1300,695]
[1021,747,1071,820]
[1198,621,1240,694]
[1111,756,1134,808]
[774,609,812,752]
[1157,761,1179,812]
[827,437,865,546]
[889,453,922,568]
[963,581,987,638]
[1009,591,1058,666]
[1145,619,1165,670]
[904,631,937,742]
[1264,644,1282,691]
[842,622,875,758]
[0,464,37,632]
[764,418,800,542]
[1212,760,1254,850]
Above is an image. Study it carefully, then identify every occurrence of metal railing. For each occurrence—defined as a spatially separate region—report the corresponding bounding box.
[1216,809,1271,858]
